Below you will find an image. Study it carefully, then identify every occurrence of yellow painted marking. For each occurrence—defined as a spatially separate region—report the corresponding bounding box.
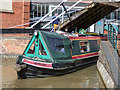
[70,39,99,40]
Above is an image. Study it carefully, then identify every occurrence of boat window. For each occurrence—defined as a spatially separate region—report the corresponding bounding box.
[79,41,90,53]
[27,40,35,54]
[39,39,47,55]
[47,37,65,53]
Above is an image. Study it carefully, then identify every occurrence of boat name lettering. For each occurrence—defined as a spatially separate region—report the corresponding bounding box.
[34,62,46,66]
[22,58,53,69]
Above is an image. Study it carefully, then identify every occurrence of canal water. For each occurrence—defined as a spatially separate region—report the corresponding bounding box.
[2,57,105,88]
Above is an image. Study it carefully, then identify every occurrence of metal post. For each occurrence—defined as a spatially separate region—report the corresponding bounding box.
[62,7,64,23]
[45,4,46,15]
[33,12,34,19]
[49,5,52,17]
[114,27,117,51]
[61,3,72,21]
[41,4,42,17]
[112,27,114,47]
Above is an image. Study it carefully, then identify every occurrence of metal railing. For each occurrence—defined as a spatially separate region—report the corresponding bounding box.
[29,0,83,29]
[29,1,65,29]
[107,24,118,50]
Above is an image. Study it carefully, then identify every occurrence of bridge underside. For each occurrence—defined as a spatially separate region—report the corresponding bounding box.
[59,2,120,32]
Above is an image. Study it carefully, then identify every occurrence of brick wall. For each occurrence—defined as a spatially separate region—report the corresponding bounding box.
[1,34,31,55]
[0,0,30,29]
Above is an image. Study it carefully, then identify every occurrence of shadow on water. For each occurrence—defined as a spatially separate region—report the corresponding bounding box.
[2,57,105,88]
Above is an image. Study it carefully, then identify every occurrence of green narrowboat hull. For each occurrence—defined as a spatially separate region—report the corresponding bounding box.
[16,55,98,79]
[15,31,100,79]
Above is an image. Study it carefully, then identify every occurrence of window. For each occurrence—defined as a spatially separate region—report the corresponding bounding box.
[47,37,65,53]
[118,11,120,20]
[52,9,57,16]
[106,14,111,19]
[0,0,13,12]
[42,5,45,17]
[38,5,41,17]
[39,39,47,55]
[46,5,49,14]
[79,41,90,53]
[27,40,35,54]
[30,3,49,18]
[33,4,37,17]
[111,11,116,19]
[58,9,62,15]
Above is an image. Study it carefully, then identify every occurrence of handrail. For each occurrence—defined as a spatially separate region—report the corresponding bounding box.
[107,24,118,50]
[41,0,83,29]
[29,1,66,29]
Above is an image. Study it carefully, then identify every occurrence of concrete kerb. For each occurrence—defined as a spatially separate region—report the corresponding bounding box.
[97,60,115,88]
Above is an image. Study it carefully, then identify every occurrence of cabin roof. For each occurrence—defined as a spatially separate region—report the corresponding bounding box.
[59,2,120,32]
[39,31,69,39]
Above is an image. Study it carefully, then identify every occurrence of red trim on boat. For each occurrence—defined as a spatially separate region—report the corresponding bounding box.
[68,36,100,40]
[72,52,99,59]
[22,58,53,69]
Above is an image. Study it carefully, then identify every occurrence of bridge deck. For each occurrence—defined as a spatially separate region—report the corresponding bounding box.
[59,2,120,32]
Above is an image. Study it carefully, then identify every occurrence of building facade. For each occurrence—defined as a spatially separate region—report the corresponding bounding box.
[29,0,91,29]
[29,0,120,32]
[0,0,30,29]
[0,0,120,32]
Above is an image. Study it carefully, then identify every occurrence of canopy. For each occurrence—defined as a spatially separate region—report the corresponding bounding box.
[59,2,120,32]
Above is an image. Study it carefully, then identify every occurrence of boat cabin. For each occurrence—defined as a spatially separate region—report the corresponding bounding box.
[19,31,100,69]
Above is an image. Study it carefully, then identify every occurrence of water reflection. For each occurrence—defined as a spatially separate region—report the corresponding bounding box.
[2,57,105,88]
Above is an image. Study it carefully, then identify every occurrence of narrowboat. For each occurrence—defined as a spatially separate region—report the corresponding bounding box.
[15,31,100,79]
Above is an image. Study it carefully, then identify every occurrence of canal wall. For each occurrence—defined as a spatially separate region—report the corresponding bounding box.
[97,41,120,88]
[0,34,31,56]
[97,61,115,88]
[1,34,120,56]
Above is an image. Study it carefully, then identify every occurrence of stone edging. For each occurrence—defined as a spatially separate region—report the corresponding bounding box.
[97,60,115,88]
